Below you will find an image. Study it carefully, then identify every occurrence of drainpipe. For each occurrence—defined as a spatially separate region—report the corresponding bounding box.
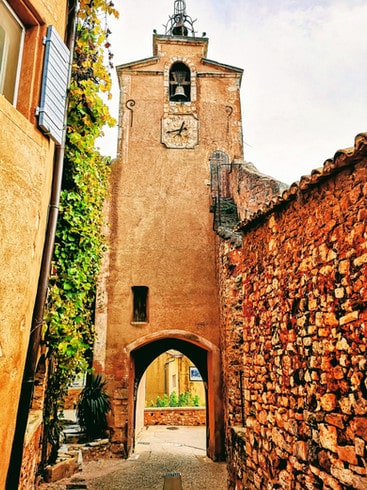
[6,3,77,488]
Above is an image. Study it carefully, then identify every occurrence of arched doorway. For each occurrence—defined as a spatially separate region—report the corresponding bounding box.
[135,350,206,451]
[126,333,224,461]
[142,350,206,410]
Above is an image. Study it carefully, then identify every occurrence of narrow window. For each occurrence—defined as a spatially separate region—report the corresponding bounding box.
[132,286,149,323]
[169,61,190,102]
[0,0,24,104]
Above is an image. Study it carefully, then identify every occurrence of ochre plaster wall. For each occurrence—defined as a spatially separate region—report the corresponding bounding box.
[145,352,206,406]
[0,1,67,485]
[94,34,244,459]
[220,134,367,489]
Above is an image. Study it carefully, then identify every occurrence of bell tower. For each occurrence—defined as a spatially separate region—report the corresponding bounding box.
[94,0,244,459]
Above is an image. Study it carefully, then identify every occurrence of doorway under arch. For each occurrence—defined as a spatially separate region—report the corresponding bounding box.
[127,334,224,461]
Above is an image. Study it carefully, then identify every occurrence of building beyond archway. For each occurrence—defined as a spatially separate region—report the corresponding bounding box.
[130,335,218,457]
[93,0,244,461]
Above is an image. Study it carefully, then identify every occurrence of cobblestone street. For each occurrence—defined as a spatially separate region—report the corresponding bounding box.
[41,426,228,489]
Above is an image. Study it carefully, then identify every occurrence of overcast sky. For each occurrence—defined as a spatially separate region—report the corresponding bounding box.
[100,0,367,185]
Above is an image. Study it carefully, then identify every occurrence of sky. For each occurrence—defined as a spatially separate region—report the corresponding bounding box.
[99,0,367,185]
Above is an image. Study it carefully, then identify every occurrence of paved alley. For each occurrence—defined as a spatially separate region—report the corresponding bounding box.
[41,426,228,489]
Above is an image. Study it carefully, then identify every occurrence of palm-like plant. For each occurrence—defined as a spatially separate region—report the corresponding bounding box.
[77,373,111,440]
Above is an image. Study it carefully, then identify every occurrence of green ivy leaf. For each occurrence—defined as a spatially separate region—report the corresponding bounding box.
[42,0,117,466]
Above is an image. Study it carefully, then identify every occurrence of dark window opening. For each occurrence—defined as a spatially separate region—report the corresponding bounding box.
[132,286,149,323]
[169,62,190,102]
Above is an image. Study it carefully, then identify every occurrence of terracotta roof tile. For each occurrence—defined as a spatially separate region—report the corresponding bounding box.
[236,132,367,232]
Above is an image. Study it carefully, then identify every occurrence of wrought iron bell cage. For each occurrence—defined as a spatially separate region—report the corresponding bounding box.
[164,0,197,37]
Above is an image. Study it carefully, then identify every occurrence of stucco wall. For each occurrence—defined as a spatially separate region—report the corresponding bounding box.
[220,134,367,489]
[0,1,67,485]
[145,352,206,406]
[95,34,244,460]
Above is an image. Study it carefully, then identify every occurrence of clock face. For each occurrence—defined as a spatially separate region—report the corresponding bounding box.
[161,115,199,149]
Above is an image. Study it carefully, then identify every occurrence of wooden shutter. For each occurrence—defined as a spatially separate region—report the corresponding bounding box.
[37,25,70,145]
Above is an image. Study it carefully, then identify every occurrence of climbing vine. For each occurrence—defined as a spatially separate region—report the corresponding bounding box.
[43,0,118,464]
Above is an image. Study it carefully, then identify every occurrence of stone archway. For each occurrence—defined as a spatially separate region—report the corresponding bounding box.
[126,331,224,461]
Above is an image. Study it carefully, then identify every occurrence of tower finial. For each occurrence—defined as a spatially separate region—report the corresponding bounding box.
[164,0,197,37]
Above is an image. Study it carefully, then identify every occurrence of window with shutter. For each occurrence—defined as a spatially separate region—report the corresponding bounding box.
[37,25,70,145]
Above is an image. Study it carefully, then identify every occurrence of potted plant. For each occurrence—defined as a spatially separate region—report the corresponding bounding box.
[77,373,111,441]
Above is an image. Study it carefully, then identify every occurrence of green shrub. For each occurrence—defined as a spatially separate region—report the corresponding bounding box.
[192,395,200,407]
[169,391,178,407]
[149,391,203,407]
[151,394,169,407]
[178,391,190,406]
[77,374,111,441]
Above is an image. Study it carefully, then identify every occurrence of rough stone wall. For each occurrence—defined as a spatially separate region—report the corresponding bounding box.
[19,411,43,490]
[144,408,206,426]
[218,162,285,447]
[221,134,367,489]
[231,161,288,222]
[219,243,244,432]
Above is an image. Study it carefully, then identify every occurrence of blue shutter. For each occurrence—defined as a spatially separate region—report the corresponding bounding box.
[37,25,70,145]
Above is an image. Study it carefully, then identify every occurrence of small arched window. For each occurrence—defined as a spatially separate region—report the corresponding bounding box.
[169,61,190,102]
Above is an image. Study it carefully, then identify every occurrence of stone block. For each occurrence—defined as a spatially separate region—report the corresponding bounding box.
[325,413,345,429]
[337,445,358,466]
[354,253,367,267]
[294,441,307,461]
[44,457,78,483]
[338,259,349,274]
[320,393,337,411]
[340,311,359,326]
[336,337,351,352]
[355,437,365,457]
[310,465,342,490]
[331,467,367,490]
[319,424,338,452]
[271,427,291,454]
[354,417,367,441]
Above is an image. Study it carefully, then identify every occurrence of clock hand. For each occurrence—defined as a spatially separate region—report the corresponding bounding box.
[177,121,185,134]
[166,121,188,135]
[177,122,187,135]
[167,128,181,134]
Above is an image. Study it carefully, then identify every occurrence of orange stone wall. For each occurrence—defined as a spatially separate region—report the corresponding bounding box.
[220,135,367,489]
[0,1,67,485]
[144,407,206,426]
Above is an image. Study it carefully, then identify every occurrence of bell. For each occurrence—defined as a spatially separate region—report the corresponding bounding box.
[172,22,188,36]
[172,85,187,101]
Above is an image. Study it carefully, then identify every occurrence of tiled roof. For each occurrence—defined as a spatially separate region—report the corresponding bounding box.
[236,132,367,232]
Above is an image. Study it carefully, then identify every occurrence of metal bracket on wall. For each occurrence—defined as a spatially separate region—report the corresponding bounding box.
[225,105,233,134]
[126,99,136,127]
